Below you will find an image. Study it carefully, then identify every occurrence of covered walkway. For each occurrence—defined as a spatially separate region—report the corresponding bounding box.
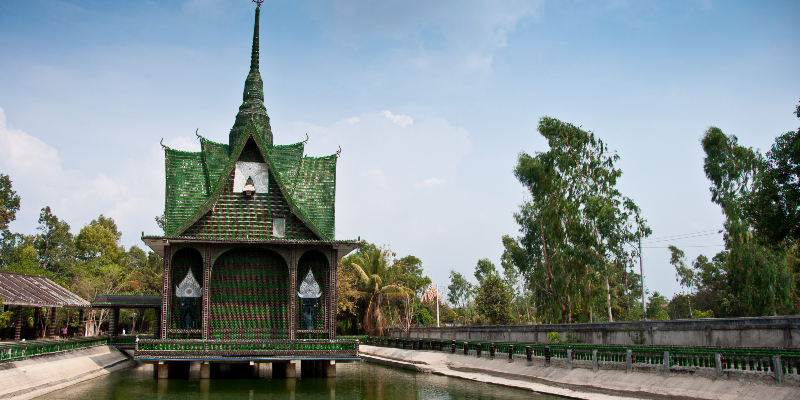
[0,271,90,341]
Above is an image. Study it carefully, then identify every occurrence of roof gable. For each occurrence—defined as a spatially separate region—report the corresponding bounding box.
[169,122,333,240]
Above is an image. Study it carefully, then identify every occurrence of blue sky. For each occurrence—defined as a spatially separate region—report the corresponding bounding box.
[1,0,798,300]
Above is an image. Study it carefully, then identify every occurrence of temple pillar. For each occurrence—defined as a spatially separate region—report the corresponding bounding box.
[329,248,338,338]
[34,307,41,339]
[77,309,85,337]
[160,245,172,340]
[48,308,57,338]
[289,247,297,340]
[152,307,161,339]
[109,307,119,340]
[14,306,22,341]
[200,362,211,379]
[202,244,211,340]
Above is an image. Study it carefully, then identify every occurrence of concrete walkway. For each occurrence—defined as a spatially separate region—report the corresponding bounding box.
[360,345,800,400]
[0,345,135,400]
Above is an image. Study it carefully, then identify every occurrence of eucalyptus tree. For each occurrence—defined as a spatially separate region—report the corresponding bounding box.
[701,127,794,316]
[510,117,649,323]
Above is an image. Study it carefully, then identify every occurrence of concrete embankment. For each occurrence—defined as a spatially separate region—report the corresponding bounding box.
[359,344,800,400]
[0,345,135,400]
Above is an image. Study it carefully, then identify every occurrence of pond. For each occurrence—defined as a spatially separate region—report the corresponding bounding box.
[37,361,562,400]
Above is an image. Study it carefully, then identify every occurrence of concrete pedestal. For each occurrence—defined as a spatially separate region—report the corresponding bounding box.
[256,362,272,378]
[201,362,211,379]
[286,361,297,378]
[189,361,201,378]
[157,362,169,379]
[324,360,336,377]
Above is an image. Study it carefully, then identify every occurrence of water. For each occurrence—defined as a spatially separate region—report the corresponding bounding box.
[37,362,561,400]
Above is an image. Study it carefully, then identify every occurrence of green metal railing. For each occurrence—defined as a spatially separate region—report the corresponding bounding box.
[361,336,800,382]
[0,336,108,363]
[134,338,360,359]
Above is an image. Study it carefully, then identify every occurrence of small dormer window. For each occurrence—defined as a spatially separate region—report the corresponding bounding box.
[273,218,285,237]
[243,177,255,197]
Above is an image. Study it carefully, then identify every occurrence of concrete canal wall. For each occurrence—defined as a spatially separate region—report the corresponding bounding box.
[0,345,135,400]
[360,344,800,400]
[390,316,800,348]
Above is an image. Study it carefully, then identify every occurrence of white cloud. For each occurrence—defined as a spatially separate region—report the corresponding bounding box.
[278,111,471,242]
[415,178,446,189]
[344,116,360,125]
[380,110,413,127]
[0,107,164,245]
[164,135,201,152]
[313,0,542,71]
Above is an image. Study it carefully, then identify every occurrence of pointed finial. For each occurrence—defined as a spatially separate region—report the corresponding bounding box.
[335,145,342,158]
[160,138,167,150]
[302,133,309,144]
[195,128,200,139]
[250,2,261,71]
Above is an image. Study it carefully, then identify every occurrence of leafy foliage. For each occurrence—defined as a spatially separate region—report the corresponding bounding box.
[507,117,649,324]
[0,174,21,231]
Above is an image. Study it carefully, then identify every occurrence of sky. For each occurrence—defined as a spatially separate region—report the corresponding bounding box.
[1,0,798,300]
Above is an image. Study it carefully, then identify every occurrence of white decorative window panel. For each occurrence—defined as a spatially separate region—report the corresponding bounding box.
[233,161,269,193]
[273,218,285,237]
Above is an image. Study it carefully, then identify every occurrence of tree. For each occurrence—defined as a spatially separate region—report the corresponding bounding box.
[34,207,75,277]
[646,291,670,320]
[474,274,513,325]
[348,243,407,336]
[702,127,795,316]
[669,245,695,316]
[474,258,498,285]
[0,174,21,231]
[509,117,649,323]
[748,100,800,245]
[447,270,474,323]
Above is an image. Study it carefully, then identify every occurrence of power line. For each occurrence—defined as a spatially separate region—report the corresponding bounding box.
[644,229,720,241]
[642,245,724,249]
[645,230,722,244]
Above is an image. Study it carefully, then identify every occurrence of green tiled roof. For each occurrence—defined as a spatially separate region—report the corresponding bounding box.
[165,149,209,234]
[163,124,337,241]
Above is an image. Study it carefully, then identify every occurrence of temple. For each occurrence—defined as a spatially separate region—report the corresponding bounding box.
[137,2,360,379]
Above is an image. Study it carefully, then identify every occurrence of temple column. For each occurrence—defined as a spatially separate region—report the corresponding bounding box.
[160,245,172,340]
[202,244,211,340]
[34,307,42,339]
[48,308,57,338]
[109,307,119,340]
[289,247,297,340]
[152,307,161,339]
[329,248,338,338]
[77,309,85,337]
[14,306,22,341]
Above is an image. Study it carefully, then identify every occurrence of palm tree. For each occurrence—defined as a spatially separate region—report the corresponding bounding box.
[350,245,408,336]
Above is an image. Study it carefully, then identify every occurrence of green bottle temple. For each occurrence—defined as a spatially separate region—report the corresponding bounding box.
[138,3,360,371]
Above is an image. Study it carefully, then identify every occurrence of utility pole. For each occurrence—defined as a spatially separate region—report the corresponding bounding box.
[639,236,647,320]
[436,284,440,327]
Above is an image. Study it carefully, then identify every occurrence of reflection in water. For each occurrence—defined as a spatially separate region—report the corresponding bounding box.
[38,362,560,400]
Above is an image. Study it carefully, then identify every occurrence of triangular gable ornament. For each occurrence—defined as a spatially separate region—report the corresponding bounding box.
[175,269,202,298]
[297,270,322,299]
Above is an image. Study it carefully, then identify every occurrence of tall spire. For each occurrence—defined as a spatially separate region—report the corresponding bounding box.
[229,2,273,149]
